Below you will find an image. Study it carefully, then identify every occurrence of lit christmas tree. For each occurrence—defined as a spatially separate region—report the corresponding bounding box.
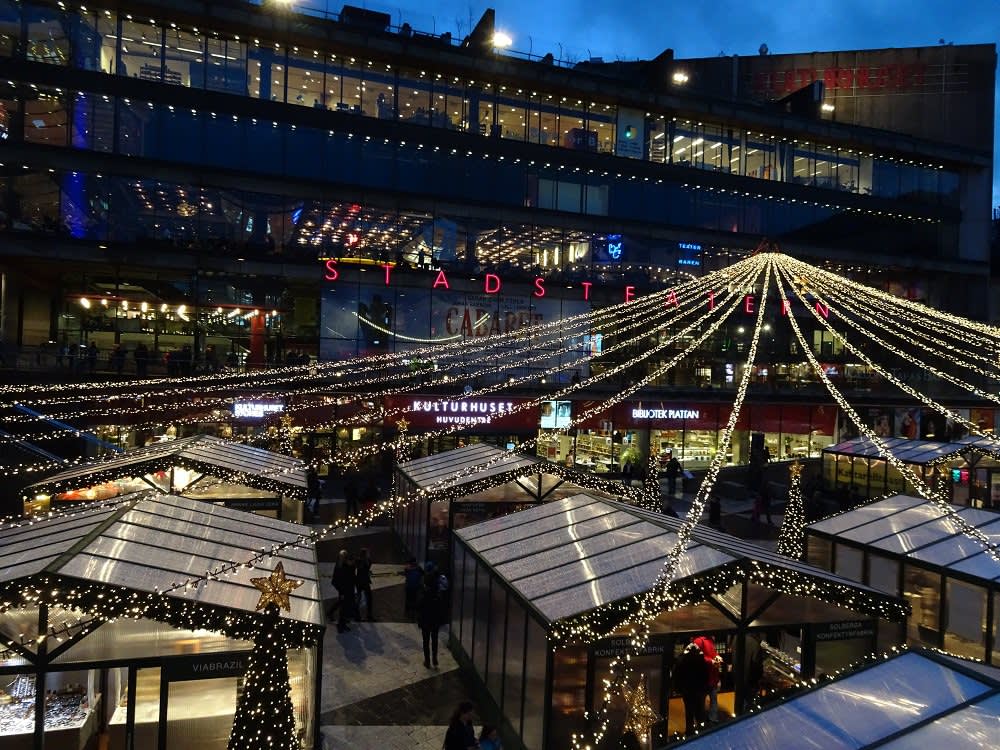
[777,461,806,559]
[228,562,304,750]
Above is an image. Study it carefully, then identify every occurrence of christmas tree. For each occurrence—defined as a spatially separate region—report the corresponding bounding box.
[777,461,806,560]
[228,562,303,750]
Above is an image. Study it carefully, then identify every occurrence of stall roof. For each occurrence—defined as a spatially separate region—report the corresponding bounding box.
[0,493,322,642]
[455,494,905,626]
[807,495,1000,583]
[397,443,542,492]
[822,435,1000,465]
[24,435,309,497]
[675,649,1000,750]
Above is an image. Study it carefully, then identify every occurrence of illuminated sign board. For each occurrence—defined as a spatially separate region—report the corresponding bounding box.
[540,401,572,429]
[232,401,285,419]
[631,408,700,420]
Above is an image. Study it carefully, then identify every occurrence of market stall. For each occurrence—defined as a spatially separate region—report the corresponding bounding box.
[0,493,323,750]
[393,443,620,567]
[677,648,1000,750]
[821,435,1000,507]
[22,435,309,521]
[805,494,1000,663]
[451,494,908,749]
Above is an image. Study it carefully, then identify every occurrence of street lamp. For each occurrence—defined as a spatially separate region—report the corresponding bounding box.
[492,31,513,49]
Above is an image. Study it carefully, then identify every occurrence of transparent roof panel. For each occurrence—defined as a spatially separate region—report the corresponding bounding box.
[680,652,995,750]
[481,511,646,567]
[808,496,924,535]
[840,504,949,544]
[462,498,615,551]
[399,443,540,491]
[877,693,1000,750]
[948,550,1000,582]
[823,436,1000,465]
[869,512,979,556]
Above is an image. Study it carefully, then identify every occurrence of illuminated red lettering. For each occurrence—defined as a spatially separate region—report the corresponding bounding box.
[533,277,546,298]
[824,68,838,89]
[886,64,902,87]
[323,259,339,281]
[815,301,830,318]
[856,67,870,89]
[664,290,678,308]
[432,270,450,289]
[837,68,854,89]
[484,273,501,294]
[781,300,792,316]
[624,286,635,303]
[582,281,593,301]
[382,263,393,286]
[445,307,460,335]
[708,290,716,310]
[744,295,755,314]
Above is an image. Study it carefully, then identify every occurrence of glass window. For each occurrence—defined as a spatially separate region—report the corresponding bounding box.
[285,47,323,108]
[486,580,506,698]
[560,97,589,151]
[473,563,491,677]
[744,133,777,180]
[205,36,247,96]
[943,579,987,660]
[435,74,464,130]
[162,26,204,87]
[806,536,832,570]
[522,617,548,750]
[590,102,614,155]
[339,56,364,114]
[119,18,162,83]
[26,2,69,65]
[992,591,999,666]
[503,599,526,736]
[904,563,941,645]
[95,11,117,75]
[496,86,527,141]
[23,87,67,147]
[647,115,667,164]
[71,92,114,153]
[0,0,20,57]
[834,543,863,581]
[867,554,899,595]
[532,93,559,146]
[397,67,432,124]
[460,552,476,656]
[323,53,342,109]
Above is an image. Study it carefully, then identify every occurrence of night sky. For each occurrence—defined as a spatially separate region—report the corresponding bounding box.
[316,0,1000,207]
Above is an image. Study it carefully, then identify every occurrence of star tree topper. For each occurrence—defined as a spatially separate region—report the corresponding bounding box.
[623,676,660,741]
[250,561,303,612]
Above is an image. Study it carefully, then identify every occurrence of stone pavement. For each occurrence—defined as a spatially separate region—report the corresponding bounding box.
[315,525,485,750]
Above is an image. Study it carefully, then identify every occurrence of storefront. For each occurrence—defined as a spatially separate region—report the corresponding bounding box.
[21,435,309,521]
[393,443,620,568]
[806,495,1000,664]
[678,648,1000,750]
[0,493,323,750]
[452,494,907,749]
[821,435,1000,508]
[536,401,837,476]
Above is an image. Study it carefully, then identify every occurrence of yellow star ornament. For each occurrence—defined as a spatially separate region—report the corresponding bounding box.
[250,562,303,612]
[623,676,660,742]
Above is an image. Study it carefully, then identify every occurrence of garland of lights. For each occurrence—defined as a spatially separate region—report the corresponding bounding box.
[773,260,1000,565]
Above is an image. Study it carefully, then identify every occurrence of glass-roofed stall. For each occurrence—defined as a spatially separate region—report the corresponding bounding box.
[676,648,1000,750]
[0,493,323,750]
[806,495,1000,664]
[394,443,619,567]
[451,494,908,749]
[22,435,309,521]
[822,435,1000,508]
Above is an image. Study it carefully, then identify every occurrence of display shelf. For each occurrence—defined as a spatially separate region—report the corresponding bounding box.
[0,694,100,750]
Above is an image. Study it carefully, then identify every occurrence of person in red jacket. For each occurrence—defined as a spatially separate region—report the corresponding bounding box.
[693,635,722,723]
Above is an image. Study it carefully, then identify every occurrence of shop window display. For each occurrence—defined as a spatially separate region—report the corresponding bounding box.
[942,579,987,660]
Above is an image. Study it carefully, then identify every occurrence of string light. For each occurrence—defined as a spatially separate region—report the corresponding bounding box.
[776,461,805,559]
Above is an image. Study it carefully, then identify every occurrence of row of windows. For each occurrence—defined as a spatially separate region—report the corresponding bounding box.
[0,1,962,206]
[1,163,955,263]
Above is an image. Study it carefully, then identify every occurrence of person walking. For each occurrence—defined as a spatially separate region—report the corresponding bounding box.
[444,701,478,750]
[673,639,709,736]
[402,557,423,620]
[355,548,374,621]
[305,468,321,520]
[693,634,722,723]
[329,549,356,633]
[87,340,99,374]
[418,569,444,668]
[134,342,149,378]
[111,343,126,376]
[665,454,682,497]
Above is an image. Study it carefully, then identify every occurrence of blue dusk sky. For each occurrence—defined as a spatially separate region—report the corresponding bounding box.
[299,0,1000,207]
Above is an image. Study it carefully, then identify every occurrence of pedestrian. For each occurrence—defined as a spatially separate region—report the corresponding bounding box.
[305,468,321,519]
[134,342,149,378]
[751,491,763,529]
[355,548,374,621]
[760,484,773,525]
[329,549,355,633]
[479,724,502,750]
[444,701,478,750]
[693,634,722,723]
[344,476,360,519]
[665,454,681,497]
[111,343,126,376]
[87,340,99,373]
[402,557,423,620]
[672,639,708,736]
[708,494,722,529]
[418,568,444,668]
